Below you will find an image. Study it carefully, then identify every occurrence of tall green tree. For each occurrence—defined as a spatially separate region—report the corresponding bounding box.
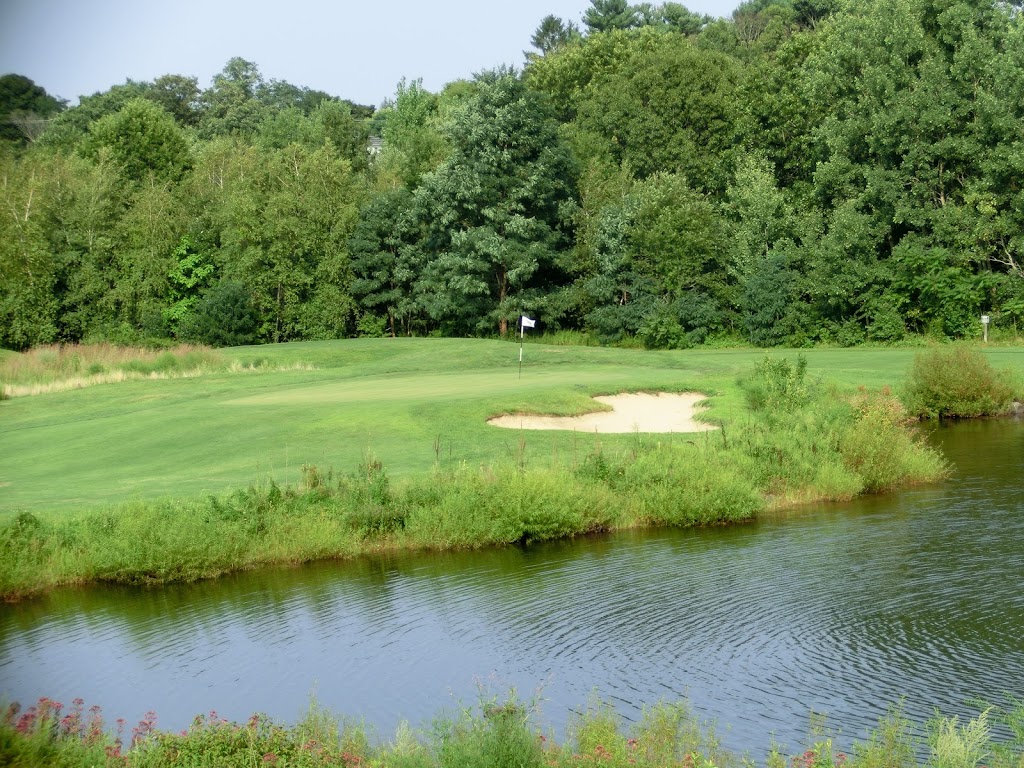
[111,177,188,334]
[573,34,742,190]
[375,79,447,189]
[350,187,427,336]
[584,0,641,33]
[40,151,125,340]
[217,141,361,342]
[529,15,582,56]
[415,69,578,335]
[81,98,190,183]
[0,152,58,347]
[198,57,268,138]
[149,74,202,126]
[802,0,1024,336]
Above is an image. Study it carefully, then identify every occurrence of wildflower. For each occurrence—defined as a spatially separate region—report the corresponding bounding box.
[132,710,158,746]
[16,707,38,734]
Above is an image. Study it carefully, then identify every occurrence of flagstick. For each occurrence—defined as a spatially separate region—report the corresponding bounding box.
[518,320,524,379]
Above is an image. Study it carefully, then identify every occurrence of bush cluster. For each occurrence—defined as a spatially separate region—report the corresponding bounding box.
[901,346,1019,419]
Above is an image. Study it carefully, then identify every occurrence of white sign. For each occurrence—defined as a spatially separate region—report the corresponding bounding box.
[981,315,990,324]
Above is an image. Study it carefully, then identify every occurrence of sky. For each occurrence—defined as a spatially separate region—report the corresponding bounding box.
[0,0,740,109]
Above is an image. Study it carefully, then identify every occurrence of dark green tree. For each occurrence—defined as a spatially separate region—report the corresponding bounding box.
[178,280,258,346]
[0,74,65,145]
[574,35,742,190]
[581,173,731,346]
[529,15,582,56]
[350,188,427,336]
[659,3,713,34]
[583,0,641,32]
[415,69,578,336]
[743,251,801,345]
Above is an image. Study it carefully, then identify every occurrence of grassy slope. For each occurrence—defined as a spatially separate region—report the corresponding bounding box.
[2,339,1022,516]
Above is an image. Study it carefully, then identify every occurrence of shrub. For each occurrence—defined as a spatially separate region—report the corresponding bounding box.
[178,281,258,347]
[929,709,993,768]
[842,389,948,492]
[902,345,1019,419]
[741,354,812,413]
[435,692,545,768]
[623,445,763,526]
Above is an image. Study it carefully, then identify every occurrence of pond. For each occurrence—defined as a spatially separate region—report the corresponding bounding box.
[1,417,1021,755]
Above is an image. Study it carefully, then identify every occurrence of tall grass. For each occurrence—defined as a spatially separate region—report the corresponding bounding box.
[0,343,313,397]
[0,358,947,600]
[0,343,224,397]
[2,692,1022,768]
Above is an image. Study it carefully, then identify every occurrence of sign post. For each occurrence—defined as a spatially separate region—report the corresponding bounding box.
[981,314,990,343]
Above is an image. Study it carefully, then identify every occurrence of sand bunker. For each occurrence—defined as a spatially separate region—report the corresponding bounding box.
[488,392,717,434]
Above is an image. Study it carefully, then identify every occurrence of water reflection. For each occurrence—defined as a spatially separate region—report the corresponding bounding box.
[1,418,1021,755]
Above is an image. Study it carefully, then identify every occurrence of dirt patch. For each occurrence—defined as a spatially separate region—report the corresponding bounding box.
[488,392,717,434]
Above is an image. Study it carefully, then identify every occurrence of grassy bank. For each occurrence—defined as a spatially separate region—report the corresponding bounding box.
[2,691,1022,768]
[0,356,948,599]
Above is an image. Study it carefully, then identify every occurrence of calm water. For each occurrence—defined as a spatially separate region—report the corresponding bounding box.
[1,418,1021,755]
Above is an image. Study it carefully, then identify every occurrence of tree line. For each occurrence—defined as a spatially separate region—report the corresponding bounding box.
[2,0,1022,350]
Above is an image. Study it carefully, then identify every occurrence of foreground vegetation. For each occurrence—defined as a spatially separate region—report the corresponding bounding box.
[0,344,957,599]
[2,692,1022,768]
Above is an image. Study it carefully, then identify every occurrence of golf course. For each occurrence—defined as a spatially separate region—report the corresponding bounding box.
[1,338,1021,598]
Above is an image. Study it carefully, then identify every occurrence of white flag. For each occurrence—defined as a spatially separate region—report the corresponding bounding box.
[521,316,536,328]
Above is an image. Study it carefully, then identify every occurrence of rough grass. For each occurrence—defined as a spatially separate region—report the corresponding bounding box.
[0,343,313,397]
[1,692,1022,768]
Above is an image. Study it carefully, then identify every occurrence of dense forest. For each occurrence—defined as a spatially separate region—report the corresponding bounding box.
[1,0,1022,350]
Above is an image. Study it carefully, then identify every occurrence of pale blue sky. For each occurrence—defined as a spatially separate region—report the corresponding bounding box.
[0,0,739,108]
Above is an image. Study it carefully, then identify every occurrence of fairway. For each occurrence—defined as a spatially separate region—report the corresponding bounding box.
[2,338,1022,515]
